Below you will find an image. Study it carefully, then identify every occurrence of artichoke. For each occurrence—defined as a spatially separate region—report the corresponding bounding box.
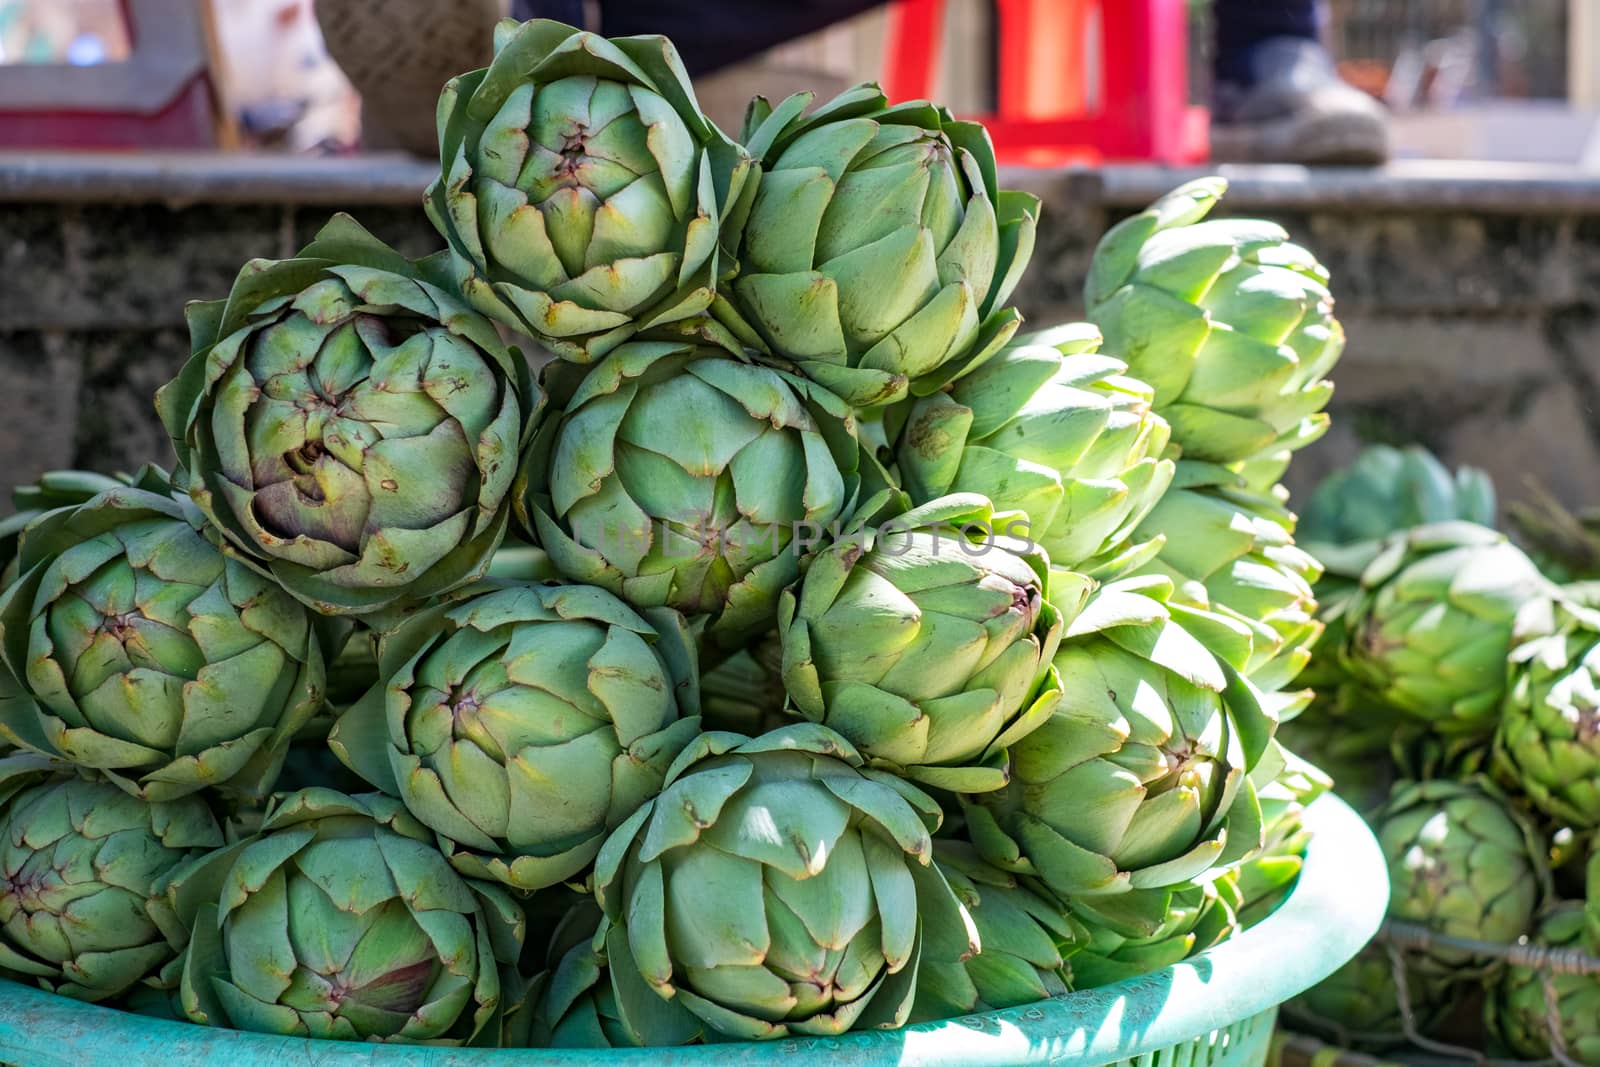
[716,83,1036,408]
[1343,521,1550,736]
[426,19,755,364]
[0,469,133,582]
[1133,461,1323,700]
[1377,778,1547,975]
[963,575,1273,902]
[1286,944,1449,1047]
[593,724,978,1040]
[329,581,702,891]
[154,214,536,617]
[911,841,1079,1020]
[891,322,1175,577]
[1486,903,1600,1064]
[0,480,329,801]
[0,753,220,1001]
[168,787,526,1044]
[1298,444,1496,549]
[1497,595,1600,828]
[518,900,703,1048]
[1085,176,1341,467]
[1068,874,1240,989]
[777,495,1078,793]
[520,341,867,648]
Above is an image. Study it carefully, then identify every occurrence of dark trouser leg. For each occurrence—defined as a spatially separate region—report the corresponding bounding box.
[1214,0,1322,86]
[599,0,890,75]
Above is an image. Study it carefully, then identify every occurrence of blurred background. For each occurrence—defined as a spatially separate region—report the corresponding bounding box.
[0,0,1587,160]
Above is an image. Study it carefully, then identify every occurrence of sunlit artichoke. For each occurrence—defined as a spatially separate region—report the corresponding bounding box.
[778,495,1078,793]
[716,83,1036,408]
[1377,778,1547,976]
[1497,595,1600,828]
[427,18,755,363]
[155,214,536,616]
[911,841,1078,1020]
[964,575,1273,902]
[594,725,977,1040]
[1085,176,1341,468]
[891,322,1175,577]
[1486,903,1600,1064]
[1069,875,1240,989]
[0,753,220,1002]
[168,788,526,1044]
[1343,522,1550,736]
[0,480,329,801]
[329,581,701,891]
[520,341,867,648]
[1134,461,1323,701]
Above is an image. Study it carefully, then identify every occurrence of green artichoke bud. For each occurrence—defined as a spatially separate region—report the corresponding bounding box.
[911,840,1079,1020]
[519,900,703,1048]
[700,635,788,735]
[520,341,867,648]
[891,322,1175,576]
[0,483,329,801]
[1497,595,1600,829]
[154,214,536,617]
[778,495,1078,793]
[426,19,755,364]
[1068,874,1241,989]
[1486,903,1600,1063]
[1299,444,1496,549]
[0,753,220,1001]
[1286,943,1450,1048]
[1233,741,1332,926]
[329,581,701,891]
[1343,521,1550,735]
[594,724,978,1041]
[1085,176,1341,466]
[964,575,1273,902]
[1377,778,1548,976]
[717,83,1037,408]
[0,469,137,584]
[169,787,526,1044]
[1134,461,1323,700]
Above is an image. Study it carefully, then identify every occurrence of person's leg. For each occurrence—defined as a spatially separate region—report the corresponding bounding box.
[1211,0,1389,166]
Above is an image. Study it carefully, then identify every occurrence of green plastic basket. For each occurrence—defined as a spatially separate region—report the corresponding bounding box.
[0,793,1386,1067]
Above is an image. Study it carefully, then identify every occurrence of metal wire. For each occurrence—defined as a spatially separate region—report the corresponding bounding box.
[1287,918,1600,1067]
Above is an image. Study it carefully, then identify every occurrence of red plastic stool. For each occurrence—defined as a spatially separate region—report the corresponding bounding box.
[884,0,1208,164]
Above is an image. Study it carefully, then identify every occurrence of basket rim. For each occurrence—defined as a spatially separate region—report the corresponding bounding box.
[0,793,1387,1067]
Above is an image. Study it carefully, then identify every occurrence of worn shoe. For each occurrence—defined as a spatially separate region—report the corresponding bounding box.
[1211,37,1390,166]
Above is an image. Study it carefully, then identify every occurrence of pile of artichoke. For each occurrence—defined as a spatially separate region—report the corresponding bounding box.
[1274,442,1600,1064]
[0,17,1369,1051]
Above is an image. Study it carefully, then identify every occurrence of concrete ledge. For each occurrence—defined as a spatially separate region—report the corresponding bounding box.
[4,152,1600,215]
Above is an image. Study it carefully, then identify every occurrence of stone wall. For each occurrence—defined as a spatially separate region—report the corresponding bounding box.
[1,154,1597,518]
